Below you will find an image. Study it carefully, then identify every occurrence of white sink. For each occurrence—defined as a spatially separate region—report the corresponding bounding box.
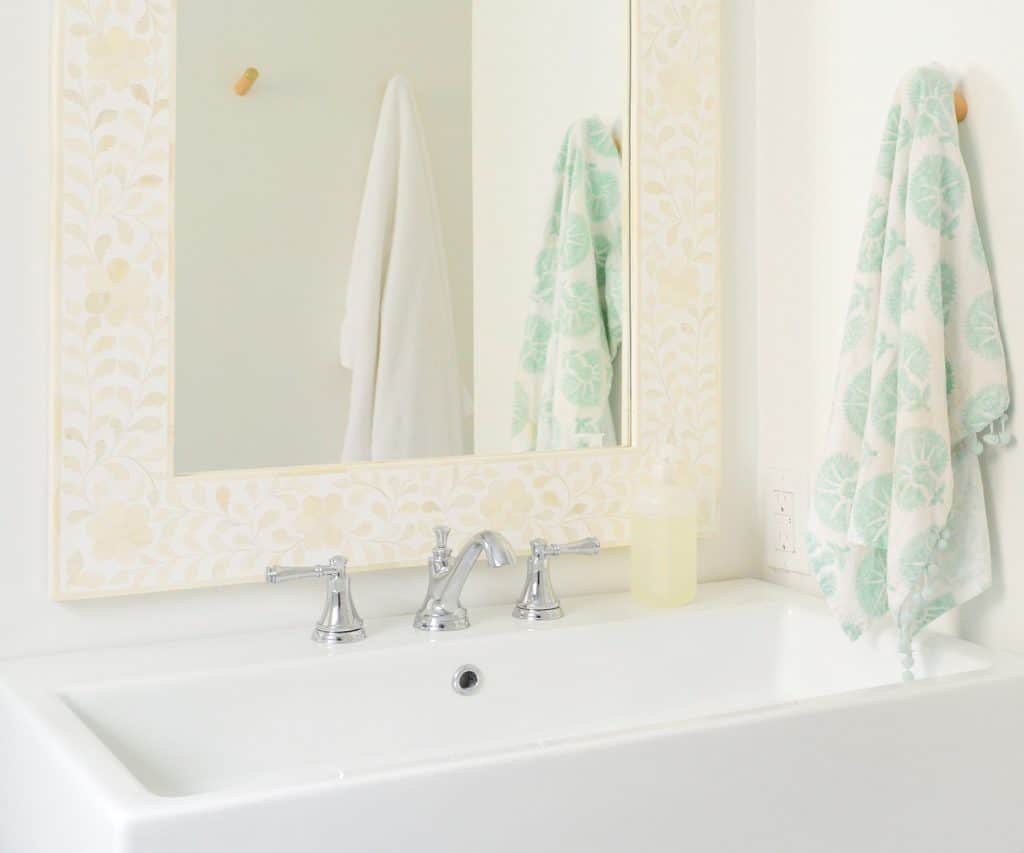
[2,580,1023,853]
[57,588,844,797]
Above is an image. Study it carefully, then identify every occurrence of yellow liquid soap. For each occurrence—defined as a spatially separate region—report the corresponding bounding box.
[630,513,698,607]
[630,447,698,607]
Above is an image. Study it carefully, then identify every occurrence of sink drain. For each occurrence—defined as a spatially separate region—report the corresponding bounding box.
[452,664,483,696]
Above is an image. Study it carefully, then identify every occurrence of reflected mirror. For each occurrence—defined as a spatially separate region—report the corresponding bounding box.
[173,0,630,473]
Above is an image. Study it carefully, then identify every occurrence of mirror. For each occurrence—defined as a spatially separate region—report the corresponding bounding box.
[172,0,630,474]
[52,0,722,599]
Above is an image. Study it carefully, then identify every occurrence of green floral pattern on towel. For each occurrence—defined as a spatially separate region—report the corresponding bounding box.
[858,196,888,273]
[806,66,1011,653]
[878,105,912,179]
[927,261,957,325]
[586,164,621,223]
[884,254,916,323]
[512,117,624,452]
[872,369,899,444]
[841,283,873,353]
[533,249,557,302]
[511,381,530,439]
[852,474,894,549]
[519,315,552,374]
[909,67,959,143]
[963,385,1010,434]
[843,367,873,438]
[561,350,607,407]
[560,213,593,270]
[966,292,1004,360]
[814,453,859,533]
[558,281,601,337]
[909,155,966,238]
[898,332,932,412]
[585,117,620,158]
[893,428,949,511]
[856,550,890,619]
[899,525,942,584]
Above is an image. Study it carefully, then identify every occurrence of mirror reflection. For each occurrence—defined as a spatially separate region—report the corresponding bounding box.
[174,0,629,473]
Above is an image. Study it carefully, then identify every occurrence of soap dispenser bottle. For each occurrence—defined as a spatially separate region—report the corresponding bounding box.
[630,446,697,607]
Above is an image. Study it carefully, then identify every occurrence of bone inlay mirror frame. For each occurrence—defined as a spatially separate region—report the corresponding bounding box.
[50,0,720,599]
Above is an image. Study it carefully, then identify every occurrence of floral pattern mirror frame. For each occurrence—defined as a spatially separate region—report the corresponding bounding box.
[50,0,721,599]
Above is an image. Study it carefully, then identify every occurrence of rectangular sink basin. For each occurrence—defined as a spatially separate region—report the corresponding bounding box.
[2,580,1023,853]
[60,587,897,797]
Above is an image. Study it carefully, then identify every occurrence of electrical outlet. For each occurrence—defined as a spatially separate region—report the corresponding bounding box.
[773,490,796,554]
[764,470,809,575]
[773,489,795,519]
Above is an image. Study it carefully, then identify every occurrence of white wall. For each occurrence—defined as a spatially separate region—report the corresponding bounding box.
[471,0,627,454]
[756,0,1024,652]
[713,0,762,587]
[0,0,754,663]
[174,0,475,473]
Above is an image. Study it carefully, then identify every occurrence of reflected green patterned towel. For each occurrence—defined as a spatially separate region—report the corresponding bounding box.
[806,66,1011,670]
[511,117,623,452]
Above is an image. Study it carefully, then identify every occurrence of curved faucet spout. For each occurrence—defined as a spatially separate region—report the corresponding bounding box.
[414,530,516,631]
[443,530,516,608]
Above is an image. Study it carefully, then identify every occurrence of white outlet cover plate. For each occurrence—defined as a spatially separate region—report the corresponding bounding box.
[763,469,808,577]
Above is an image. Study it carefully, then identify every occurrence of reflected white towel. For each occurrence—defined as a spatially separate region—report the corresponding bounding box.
[340,76,466,462]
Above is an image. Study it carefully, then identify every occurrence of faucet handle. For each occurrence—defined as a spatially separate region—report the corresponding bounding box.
[266,555,347,584]
[433,525,451,551]
[429,525,453,574]
[266,556,366,645]
[538,538,601,559]
[514,537,601,622]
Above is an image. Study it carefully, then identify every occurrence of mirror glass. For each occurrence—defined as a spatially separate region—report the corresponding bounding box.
[173,0,629,473]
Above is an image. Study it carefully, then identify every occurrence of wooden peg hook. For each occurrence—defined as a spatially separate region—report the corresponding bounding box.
[235,67,260,97]
[954,92,968,123]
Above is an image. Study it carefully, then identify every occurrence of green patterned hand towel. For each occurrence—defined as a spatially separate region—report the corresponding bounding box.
[511,117,623,452]
[806,66,1011,678]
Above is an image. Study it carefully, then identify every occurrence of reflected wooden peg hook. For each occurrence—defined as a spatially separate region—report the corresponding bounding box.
[955,92,968,123]
[235,67,260,96]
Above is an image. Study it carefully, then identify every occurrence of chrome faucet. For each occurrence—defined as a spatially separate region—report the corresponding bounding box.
[266,555,366,645]
[413,527,516,631]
